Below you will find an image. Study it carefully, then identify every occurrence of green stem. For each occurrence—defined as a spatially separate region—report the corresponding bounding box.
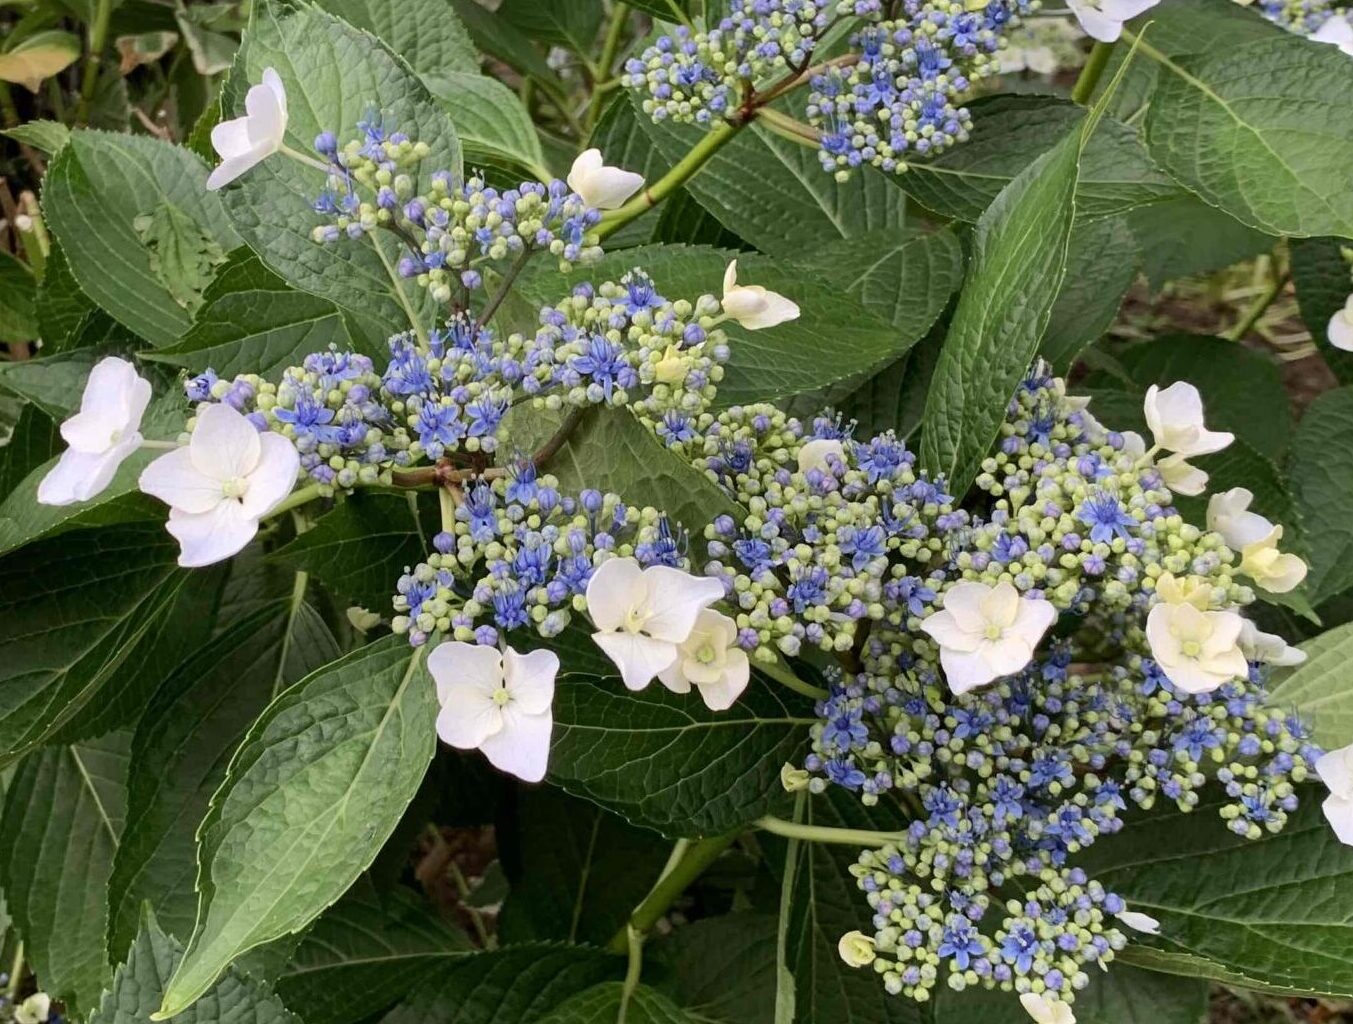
[617,925,644,1024]
[755,106,820,148]
[773,794,806,1024]
[1226,270,1288,341]
[75,0,114,124]
[755,816,906,847]
[1070,40,1116,106]
[595,119,740,241]
[606,834,736,954]
[597,3,629,84]
[757,657,829,701]
[6,942,23,1000]
[267,483,325,519]
[476,248,532,328]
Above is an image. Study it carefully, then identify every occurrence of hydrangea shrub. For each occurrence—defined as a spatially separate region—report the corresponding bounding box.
[2,1,1353,1024]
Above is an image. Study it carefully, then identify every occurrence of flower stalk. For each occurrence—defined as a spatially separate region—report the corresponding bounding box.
[606,834,737,954]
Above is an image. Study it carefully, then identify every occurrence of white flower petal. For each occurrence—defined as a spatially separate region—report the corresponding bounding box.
[723,259,739,294]
[1067,0,1126,41]
[567,148,643,209]
[1157,454,1208,497]
[698,647,750,711]
[937,581,993,634]
[206,150,267,191]
[1323,793,1353,846]
[798,438,845,475]
[165,500,259,567]
[737,289,800,330]
[592,630,677,690]
[1312,14,1353,57]
[238,432,300,519]
[37,440,137,506]
[940,647,999,695]
[244,69,286,149]
[60,357,150,453]
[585,556,646,632]
[435,692,503,751]
[1116,909,1162,934]
[1316,745,1353,802]
[504,646,558,716]
[1011,596,1058,647]
[211,116,255,161]
[919,608,981,654]
[138,446,224,514]
[427,641,502,707]
[1331,309,1353,352]
[190,403,261,480]
[639,565,724,642]
[480,707,552,782]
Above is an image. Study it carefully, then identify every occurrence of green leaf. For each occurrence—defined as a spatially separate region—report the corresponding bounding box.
[0,403,58,498]
[1270,621,1353,750]
[312,0,480,78]
[0,248,37,344]
[1128,195,1274,289]
[447,0,560,84]
[537,983,699,1024]
[522,244,920,408]
[651,914,779,1024]
[897,94,1179,224]
[2,118,70,154]
[1143,33,1353,239]
[499,0,601,53]
[918,117,1084,494]
[0,524,191,763]
[0,348,97,419]
[498,787,669,946]
[1040,217,1139,373]
[423,71,547,177]
[379,945,622,1024]
[1288,387,1353,604]
[928,966,1206,1024]
[220,4,461,351]
[1078,791,1353,998]
[542,406,744,550]
[133,203,230,317]
[0,731,130,1015]
[93,911,298,1024]
[631,94,907,256]
[109,598,339,957]
[1291,236,1353,384]
[147,251,361,378]
[548,650,811,835]
[35,242,104,353]
[43,130,241,347]
[271,492,428,611]
[275,878,471,1024]
[158,637,439,1018]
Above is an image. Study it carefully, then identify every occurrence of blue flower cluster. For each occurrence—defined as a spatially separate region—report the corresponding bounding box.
[390,467,688,647]
[806,1,1036,178]
[1250,0,1335,32]
[185,349,408,486]
[309,115,603,306]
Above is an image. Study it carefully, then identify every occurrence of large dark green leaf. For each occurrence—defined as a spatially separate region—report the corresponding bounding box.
[536,983,699,1024]
[1128,196,1274,290]
[276,878,471,1024]
[1291,236,1353,384]
[157,637,438,1018]
[220,4,461,351]
[109,599,339,955]
[0,403,58,498]
[1143,33,1353,239]
[312,0,479,77]
[1288,387,1353,604]
[0,248,37,344]
[1040,217,1139,373]
[651,915,778,1024]
[1271,621,1353,750]
[43,131,240,346]
[0,731,130,1016]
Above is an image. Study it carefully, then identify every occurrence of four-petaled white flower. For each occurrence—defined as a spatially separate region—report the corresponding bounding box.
[1327,293,1353,352]
[428,641,558,783]
[14,993,51,1024]
[586,557,726,691]
[721,259,801,330]
[837,930,877,968]
[658,609,751,711]
[1065,0,1158,42]
[207,67,287,191]
[38,356,152,506]
[567,148,645,210]
[1019,991,1076,1024]
[798,437,846,475]
[1207,487,1307,593]
[1313,13,1353,57]
[920,581,1058,695]
[1143,382,1233,459]
[1115,909,1161,935]
[1238,619,1307,668]
[1317,743,1353,846]
[1144,602,1247,694]
[139,403,299,567]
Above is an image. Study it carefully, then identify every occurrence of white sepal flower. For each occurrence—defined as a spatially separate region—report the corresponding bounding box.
[1313,14,1353,57]
[38,356,152,506]
[721,259,801,330]
[1238,619,1307,667]
[138,403,299,567]
[566,148,644,209]
[1115,909,1161,935]
[428,641,557,783]
[207,67,287,190]
[14,993,51,1024]
[920,581,1058,695]
[1019,991,1075,1024]
[798,437,846,475]
[837,931,877,968]
[587,557,725,691]
[1065,0,1159,42]
[1316,743,1353,846]
[1207,487,1273,549]
[1329,294,1353,352]
[1144,603,1247,694]
[1143,382,1233,458]
[1239,527,1308,593]
[1207,487,1307,592]
[658,609,750,710]
[1156,453,1208,497]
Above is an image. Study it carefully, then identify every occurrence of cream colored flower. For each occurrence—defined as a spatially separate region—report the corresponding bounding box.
[1116,909,1161,935]
[1317,743,1353,846]
[207,67,287,190]
[798,437,846,475]
[1208,488,1307,592]
[1238,619,1306,668]
[1154,571,1212,610]
[567,148,645,209]
[920,581,1058,695]
[658,609,750,710]
[1020,991,1075,1024]
[721,260,800,330]
[1143,382,1233,458]
[838,930,877,968]
[1145,602,1247,694]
